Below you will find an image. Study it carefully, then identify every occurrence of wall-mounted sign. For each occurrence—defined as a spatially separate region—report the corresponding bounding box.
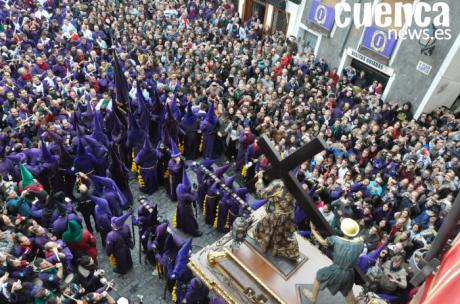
[361,26,398,58]
[416,61,432,76]
[307,0,335,31]
[347,48,394,76]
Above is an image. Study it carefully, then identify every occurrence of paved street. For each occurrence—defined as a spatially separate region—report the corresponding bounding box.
[92,169,228,304]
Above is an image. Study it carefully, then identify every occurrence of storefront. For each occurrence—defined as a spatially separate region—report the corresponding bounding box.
[338,48,395,100]
[240,0,300,35]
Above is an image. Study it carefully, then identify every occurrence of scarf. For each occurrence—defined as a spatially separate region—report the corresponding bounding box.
[36,62,48,70]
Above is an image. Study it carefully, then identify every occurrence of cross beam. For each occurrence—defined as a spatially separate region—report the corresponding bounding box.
[257,134,366,283]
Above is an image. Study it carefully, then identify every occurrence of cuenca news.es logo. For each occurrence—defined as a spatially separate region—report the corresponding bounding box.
[334,2,452,41]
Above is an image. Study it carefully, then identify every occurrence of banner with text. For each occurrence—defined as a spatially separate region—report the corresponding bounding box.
[307,0,335,31]
[361,26,398,58]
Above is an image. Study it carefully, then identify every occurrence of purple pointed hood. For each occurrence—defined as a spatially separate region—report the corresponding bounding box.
[170,139,181,158]
[224,175,235,188]
[213,163,230,178]
[252,199,268,210]
[181,102,197,125]
[111,211,132,230]
[236,187,249,202]
[126,112,146,147]
[202,159,215,170]
[155,222,168,238]
[209,181,219,195]
[90,195,112,217]
[90,175,128,208]
[177,167,192,194]
[205,102,217,126]
[91,111,110,147]
[171,238,192,279]
[40,139,57,163]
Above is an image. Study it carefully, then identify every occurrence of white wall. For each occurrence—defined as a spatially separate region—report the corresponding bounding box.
[415,34,460,118]
[285,1,301,36]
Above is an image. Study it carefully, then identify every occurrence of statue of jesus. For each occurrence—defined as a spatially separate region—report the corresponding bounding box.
[250,171,300,261]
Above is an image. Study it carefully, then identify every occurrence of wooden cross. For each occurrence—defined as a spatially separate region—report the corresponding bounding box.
[256,134,366,283]
[257,134,333,235]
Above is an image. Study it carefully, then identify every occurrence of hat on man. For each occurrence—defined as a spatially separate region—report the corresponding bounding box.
[340,218,360,237]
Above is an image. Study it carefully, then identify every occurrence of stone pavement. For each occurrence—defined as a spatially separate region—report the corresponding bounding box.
[89,168,228,304]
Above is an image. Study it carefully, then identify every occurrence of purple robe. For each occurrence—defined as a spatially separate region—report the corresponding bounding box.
[135,146,161,195]
[105,191,124,217]
[200,120,217,159]
[167,159,183,201]
[181,120,200,160]
[185,277,210,304]
[176,188,199,236]
[52,213,82,237]
[95,206,112,246]
[106,224,133,274]
[204,186,221,226]
[215,193,235,233]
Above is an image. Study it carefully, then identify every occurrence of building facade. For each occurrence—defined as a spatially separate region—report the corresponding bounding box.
[238,0,460,118]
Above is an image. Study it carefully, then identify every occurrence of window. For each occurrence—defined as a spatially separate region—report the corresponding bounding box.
[298,28,320,54]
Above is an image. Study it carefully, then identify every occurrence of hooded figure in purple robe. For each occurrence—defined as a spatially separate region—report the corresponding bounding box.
[24,146,42,166]
[52,193,82,237]
[151,222,169,268]
[162,94,183,148]
[136,198,158,254]
[106,212,134,274]
[56,137,76,197]
[190,159,215,210]
[39,139,60,192]
[91,111,110,148]
[200,102,218,159]
[126,111,146,150]
[91,195,112,246]
[136,86,150,131]
[90,175,128,216]
[167,140,184,202]
[149,87,165,147]
[215,175,236,232]
[107,147,133,205]
[185,277,210,304]
[170,238,194,302]
[0,157,14,180]
[80,136,108,177]
[135,136,162,195]
[204,181,221,226]
[180,102,200,160]
[73,139,98,175]
[158,232,184,290]
[175,168,201,236]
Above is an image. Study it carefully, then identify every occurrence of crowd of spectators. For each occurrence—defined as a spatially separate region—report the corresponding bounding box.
[0,0,458,303]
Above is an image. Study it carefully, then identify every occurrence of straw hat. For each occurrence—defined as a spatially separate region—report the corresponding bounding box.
[340,218,360,238]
